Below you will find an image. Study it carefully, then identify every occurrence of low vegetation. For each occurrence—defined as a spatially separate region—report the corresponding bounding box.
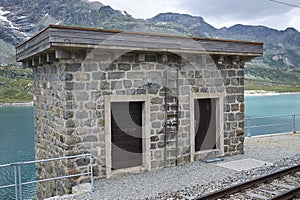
[0,66,33,103]
[245,80,300,92]
[245,62,300,93]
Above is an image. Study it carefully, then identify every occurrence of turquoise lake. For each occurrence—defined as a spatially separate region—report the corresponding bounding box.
[0,106,35,200]
[245,93,300,136]
[0,93,300,199]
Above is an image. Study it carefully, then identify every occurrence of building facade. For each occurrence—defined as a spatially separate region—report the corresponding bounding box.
[16,25,263,199]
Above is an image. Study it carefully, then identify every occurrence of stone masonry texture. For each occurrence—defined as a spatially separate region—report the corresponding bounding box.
[33,49,248,199]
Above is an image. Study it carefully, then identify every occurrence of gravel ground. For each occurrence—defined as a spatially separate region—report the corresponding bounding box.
[153,154,300,199]
[47,132,300,200]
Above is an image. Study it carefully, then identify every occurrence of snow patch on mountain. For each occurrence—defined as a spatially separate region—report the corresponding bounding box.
[119,10,131,17]
[0,7,18,29]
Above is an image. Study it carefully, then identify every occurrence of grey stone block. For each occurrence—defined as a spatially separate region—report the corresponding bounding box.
[118,63,131,71]
[76,111,89,119]
[151,97,163,104]
[83,135,97,142]
[127,72,145,79]
[83,63,98,72]
[108,72,125,79]
[123,80,132,88]
[66,63,81,72]
[75,92,89,101]
[62,73,73,81]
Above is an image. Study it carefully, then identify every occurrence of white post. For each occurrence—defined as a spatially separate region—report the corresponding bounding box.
[292,114,296,133]
[247,118,251,137]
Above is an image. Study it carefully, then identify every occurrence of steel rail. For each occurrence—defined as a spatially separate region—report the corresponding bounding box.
[271,185,300,200]
[196,164,300,200]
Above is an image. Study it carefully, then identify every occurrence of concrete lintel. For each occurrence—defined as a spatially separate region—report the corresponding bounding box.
[55,49,71,59]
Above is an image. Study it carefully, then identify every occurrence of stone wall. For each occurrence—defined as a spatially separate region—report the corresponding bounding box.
[33,48,246,199]
[33,63,71,198]
[217,56,245,155]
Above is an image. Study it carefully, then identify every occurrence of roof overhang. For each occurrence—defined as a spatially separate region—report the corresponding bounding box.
[16,25,264,62]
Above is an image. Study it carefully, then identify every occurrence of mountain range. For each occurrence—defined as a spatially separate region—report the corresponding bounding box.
[0,0,300,89]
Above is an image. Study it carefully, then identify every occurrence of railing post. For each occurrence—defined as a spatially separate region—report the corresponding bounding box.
[90,154,94,192]
[247,118,251,137]
[18,164,22,200]
[292,114,296,133]
[14,165,18,200]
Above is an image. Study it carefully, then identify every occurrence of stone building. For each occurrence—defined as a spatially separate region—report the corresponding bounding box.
[16,25,263,199]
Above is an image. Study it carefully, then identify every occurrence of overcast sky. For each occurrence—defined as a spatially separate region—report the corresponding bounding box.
[90,0,300,31]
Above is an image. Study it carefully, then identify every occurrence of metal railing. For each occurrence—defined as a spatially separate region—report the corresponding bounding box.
[245,113,300,137]
[0,153,94,200]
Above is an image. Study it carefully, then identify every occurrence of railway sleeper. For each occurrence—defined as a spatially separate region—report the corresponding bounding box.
[271,185,300,200]
[257,184,288,194]
[245,191,271,199]
[271,182,296,190]
[256,188,282,196]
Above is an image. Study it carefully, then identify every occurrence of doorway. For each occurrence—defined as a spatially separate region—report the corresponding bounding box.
[111,102,143,170]
[194,98,217,152]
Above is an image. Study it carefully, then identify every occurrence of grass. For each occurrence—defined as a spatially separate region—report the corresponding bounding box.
[0,76,33,103]
[0,66,33,103]
[245,64,300,85]
[245,79,300,93]
[245,63,300,93]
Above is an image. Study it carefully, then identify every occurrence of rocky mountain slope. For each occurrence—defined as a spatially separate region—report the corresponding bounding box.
[0,0,299,89]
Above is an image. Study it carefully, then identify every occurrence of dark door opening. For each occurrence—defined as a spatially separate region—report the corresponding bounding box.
[111,102,143,170]
[194,99,217,151]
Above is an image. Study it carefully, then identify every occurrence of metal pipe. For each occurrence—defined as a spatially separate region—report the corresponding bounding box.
[90,154,94,192]
[175,69,179,165]
[164,69,167,167]
[19,154,91,165]
[18,165,22,200]
[14,165,18,200]
[249,122,292,129]
[0,154,94,198]
[23,172,90,185]
[246,113,295,120]
[0,184,17,189]
[245,113,300,136]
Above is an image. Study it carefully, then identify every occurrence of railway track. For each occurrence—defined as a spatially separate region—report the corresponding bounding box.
[196,164,300,200]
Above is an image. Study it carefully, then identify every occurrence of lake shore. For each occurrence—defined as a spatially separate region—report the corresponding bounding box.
[0,102,33,107]
[1,90,300,106]
[244,90,278,96]
[244,90,300,96]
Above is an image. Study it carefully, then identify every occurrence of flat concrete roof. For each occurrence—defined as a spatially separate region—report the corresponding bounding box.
[16,25,263,62]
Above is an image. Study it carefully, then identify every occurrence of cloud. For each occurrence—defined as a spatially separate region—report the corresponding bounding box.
[285,8,300,30]
[90,0,300,31]
[175,0,300,30]
[96,0,185,19]
[182,0,293,18]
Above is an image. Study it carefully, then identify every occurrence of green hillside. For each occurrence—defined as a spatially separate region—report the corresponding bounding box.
[245,62,300,92]
[0,66,33,103]
[0,0,299,103]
